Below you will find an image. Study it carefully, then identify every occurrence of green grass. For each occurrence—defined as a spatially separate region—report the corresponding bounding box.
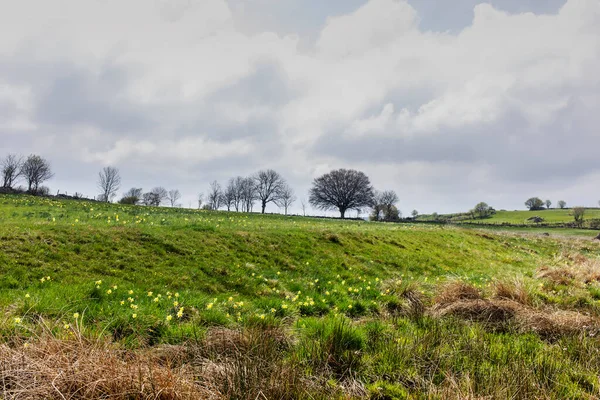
[468,209,600,224]
[3,193,600,398]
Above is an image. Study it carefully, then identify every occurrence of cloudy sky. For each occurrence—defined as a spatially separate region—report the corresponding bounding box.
[1,0,599,215]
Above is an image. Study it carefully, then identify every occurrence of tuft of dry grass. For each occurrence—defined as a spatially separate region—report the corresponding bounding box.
[434,281,482,306]
[431,295,600,339]
[493,279,532,305]
[0,337,210,400]
[539,253,600,286]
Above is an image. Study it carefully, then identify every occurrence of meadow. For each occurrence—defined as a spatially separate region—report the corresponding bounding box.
[2,194,600,399]
[417,207,600,233]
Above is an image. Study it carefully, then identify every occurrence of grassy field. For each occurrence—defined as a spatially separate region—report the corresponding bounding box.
[468,209,600,224]
[3,194,600,398]
[418,207,600,230]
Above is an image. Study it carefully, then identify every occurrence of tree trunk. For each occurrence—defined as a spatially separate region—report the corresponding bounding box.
[261,201,266,214]
[340,208,346,219]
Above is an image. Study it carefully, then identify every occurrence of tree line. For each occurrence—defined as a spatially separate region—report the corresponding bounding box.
[1,153,401,220]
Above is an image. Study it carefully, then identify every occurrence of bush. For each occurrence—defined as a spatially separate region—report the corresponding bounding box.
[525,197,545,211]
[573,207,585,225]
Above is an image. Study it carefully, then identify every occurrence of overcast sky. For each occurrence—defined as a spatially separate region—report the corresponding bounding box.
[2,0,599,215]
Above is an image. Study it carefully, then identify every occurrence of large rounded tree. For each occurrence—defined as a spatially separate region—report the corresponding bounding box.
[309,169,375,218]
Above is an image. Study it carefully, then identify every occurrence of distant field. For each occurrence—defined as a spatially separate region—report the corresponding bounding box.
[418,208,600,229]
[471,209,600,224]
[3,194,600,398]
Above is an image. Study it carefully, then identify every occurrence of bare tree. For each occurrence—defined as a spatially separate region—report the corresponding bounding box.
[253,170,287,214]
[309,169,375,219]
[231,176,246,212]
[239,177,256,212]
[142,187,168,206]
[119,188,143,205]
[300,199,307,216]
[222,180,238,211]
[21,154,54,194]
[276,184,296,215]
[558,200,567,209]
[545,199,552,209]
[97,166,121,203]
[1,154,23,189]
[168,189,181,207]
[207,181,222,210]
[197,193,203,209]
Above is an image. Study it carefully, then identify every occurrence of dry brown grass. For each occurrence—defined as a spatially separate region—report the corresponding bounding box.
[538,253,600,286]
[433,281,482,306]
[0,326,349,400]
[431,295,600,339]
[492,279,531,305]
[0,337,209,400]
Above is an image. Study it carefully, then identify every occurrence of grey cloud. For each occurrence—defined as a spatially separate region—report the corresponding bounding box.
[410,0,566,33]
[313,131,478,164]
[313,93,600,187]
[34,64,152,133]
[209,61,296,106]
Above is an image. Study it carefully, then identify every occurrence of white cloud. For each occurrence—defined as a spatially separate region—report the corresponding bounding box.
[1,0,599,212]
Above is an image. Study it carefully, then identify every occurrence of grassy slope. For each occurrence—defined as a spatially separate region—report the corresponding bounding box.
[0,195,573,307]
[4,194,600,398]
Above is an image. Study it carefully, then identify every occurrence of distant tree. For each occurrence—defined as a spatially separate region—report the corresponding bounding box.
[558,200,567,209]
[1,154,23,189]
[370,190,399,221]
[525,197,545,211]
[309,169,375,219]
[227,177,246,212]
[573,207,585,225]
[240,177,256,212]
[384,205,401,222]
[300,199,307,216]
[545,200,552,209]
[222,179,238,212]
[276,184,296,215]
[142,187,168,206]
[411,210,419,218]
[97,166,121,203]
[167,189,181,207]
[119,187,143,205]
[431,212,439,221]
[207,181,222,210]
[254,169,286,214]
[21,154,53,194]
[472,202,493,219]
[197,193,203,209]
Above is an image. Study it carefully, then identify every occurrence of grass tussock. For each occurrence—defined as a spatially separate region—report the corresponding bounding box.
[493,279,532,305]
[0,337,208,400]
[433,281,483,306]
[431,294,600,339]
[539,253,600,286]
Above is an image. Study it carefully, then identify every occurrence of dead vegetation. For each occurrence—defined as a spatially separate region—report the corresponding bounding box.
[0,326,360,400]
[538,253,600,286]
[0,337,208,400]
[430,281,600,339]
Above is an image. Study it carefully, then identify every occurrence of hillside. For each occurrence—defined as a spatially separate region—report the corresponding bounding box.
[3,194,600,398]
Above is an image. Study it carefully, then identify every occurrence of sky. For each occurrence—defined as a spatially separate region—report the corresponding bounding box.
[1,0,599,215]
